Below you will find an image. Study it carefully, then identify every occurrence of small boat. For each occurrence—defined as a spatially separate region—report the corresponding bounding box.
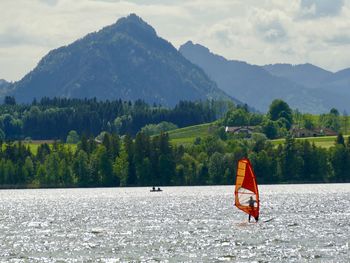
[234,158,260,222]
[150,187,162,192]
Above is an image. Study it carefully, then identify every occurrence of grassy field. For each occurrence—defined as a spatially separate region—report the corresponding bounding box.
[167,122,218,144]
[167,121,347,148]
[5,125,344,153]
[4,141,77,154]
[270,135,349,148]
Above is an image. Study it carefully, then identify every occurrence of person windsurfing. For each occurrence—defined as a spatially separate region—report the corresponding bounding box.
[248,196,258,222]
[235,158,260,223]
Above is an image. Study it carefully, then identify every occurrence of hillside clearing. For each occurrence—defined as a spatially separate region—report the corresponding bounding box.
[270,135,349,148]
[168,122,218,144]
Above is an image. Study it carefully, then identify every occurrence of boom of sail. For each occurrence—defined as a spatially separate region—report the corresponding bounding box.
[234,158,259,220]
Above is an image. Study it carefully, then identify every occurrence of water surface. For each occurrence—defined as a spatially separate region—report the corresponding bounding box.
[0,184,349,262]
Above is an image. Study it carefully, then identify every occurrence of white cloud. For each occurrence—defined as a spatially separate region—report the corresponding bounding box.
[0,0,350,81]
[299,0,344,18]
[250,9,290,42]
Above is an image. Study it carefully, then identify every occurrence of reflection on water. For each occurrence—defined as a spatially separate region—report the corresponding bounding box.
[0,184,349,262]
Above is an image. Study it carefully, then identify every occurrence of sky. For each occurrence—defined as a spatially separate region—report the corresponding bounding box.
[1,0,350,81]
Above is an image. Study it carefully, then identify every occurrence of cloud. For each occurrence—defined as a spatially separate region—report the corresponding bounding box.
[327,35,350,45]
[0,26,58,47]
[299,0,344,18]
[40,0,59,6]
[251,9,289,42]
[1,0,350,81]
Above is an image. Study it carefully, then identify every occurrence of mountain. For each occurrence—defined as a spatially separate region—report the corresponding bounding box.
[0,79,11,98]
[0,79,10,89]
[264,63,350,105]
[9,14,232,106]
[320,68,350,96]
[263,63,333,89]
[179,41,329,113]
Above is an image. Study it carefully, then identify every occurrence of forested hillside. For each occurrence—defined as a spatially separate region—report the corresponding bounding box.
[0,98,349,188]
[0,97,228,140]
[8,14,232,106]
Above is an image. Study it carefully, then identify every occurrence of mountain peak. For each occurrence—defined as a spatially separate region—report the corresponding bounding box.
[109,13,157,37]
[180,41,210,54]
[8,15,231,106]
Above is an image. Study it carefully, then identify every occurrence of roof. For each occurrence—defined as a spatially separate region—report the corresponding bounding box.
[225,126,255,133]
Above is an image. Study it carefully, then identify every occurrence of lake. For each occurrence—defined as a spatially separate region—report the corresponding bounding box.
[0,184,349,262]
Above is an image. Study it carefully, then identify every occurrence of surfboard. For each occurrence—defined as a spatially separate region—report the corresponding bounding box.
[263,218,274,223]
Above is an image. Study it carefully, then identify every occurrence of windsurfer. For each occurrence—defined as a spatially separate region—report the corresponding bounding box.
[248,196,258,222]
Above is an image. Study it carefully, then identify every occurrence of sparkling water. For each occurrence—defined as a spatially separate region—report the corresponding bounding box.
[0,184,349,262]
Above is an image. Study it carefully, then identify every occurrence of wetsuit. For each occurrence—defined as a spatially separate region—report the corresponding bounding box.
[248,198,257,222]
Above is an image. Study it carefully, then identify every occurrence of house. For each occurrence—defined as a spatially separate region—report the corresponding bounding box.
[318,128,338,136]
[291,127,321,137]
[291,127,337,138]
[225,126,255,136]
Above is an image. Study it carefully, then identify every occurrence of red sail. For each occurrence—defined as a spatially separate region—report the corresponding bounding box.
[234,158,259,219]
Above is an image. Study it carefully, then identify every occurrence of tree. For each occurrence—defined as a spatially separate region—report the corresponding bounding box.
[336,133,345,146]
[0,128,5,140]
[223,108,249,126]
[319,109,341,132]
[342,111,349,134]
[37,143,51,163]
[94,145,114,186]
[35,164,47,187]
[175,164,185,185]
[262,120,278,139]
[208,152,224,184]
[22,156,34,184]
[141,122,178,136]
[159,154,175,185]
[302,114,315,129]
[181,153,198,185]
[4,96,16,105]
[136,157,152,186]
[329,144,349,182]
[44,152,60,187]
[66,130,80,144]
[268,99,293,125]
[330,108,339,116]
[114,147,129,186]
[73,150,89,187]
[251,150,277,183]
[201,136,225,156]
[124,134,136,186]
[59,159,73,187]
[280,136,303,182]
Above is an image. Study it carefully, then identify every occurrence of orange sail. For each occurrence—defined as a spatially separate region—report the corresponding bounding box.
[235,158,259,220]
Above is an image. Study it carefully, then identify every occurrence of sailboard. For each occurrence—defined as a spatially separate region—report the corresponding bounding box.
[234,158,259,221]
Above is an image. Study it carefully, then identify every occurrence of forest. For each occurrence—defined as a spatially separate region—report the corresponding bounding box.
[0,96,227,140]
[0,97,349,188]
[0,129,349,188]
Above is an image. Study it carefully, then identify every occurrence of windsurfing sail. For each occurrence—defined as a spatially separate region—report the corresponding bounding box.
[235,158,259,220]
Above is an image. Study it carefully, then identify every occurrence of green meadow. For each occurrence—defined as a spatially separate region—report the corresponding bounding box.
[3,141,77,154]
[167,122,217,144]
[5,123,346,152]
[167,121,347,149]
[270,135,349,148]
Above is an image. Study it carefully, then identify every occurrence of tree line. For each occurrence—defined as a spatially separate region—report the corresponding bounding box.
[0,131,348,188]
[0,97,229,140]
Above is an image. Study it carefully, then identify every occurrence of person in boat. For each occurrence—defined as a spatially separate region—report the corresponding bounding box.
[248,196,258,222]
[157,187,161,191]
[152,186,155,191]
